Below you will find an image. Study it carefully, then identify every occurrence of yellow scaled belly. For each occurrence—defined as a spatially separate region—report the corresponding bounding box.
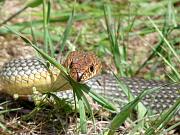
[0,57,70,95]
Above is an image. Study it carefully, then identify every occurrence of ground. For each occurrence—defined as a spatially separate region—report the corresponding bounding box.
[0,0,179,134]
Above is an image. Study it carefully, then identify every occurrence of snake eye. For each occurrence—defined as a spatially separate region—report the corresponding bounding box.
[90,65,94,72]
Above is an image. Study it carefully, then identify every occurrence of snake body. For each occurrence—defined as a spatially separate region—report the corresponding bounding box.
[0,52,179,118]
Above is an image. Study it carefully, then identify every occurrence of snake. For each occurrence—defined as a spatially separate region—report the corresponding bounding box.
[0,51,179,119]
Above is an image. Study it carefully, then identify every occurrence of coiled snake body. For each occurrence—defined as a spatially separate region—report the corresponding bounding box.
[0,51,179,118]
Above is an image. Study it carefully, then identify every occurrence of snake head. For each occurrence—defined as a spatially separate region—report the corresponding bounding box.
[63,51,102,82]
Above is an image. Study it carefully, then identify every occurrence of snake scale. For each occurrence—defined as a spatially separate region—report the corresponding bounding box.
[0,51,179,118]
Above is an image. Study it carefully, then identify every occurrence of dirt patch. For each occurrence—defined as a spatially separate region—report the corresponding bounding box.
[0,36,36,67]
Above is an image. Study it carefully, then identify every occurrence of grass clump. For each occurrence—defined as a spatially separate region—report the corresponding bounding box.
[0,0,179,134]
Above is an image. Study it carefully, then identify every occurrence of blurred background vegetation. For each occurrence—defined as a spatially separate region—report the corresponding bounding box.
[0,0,179,81]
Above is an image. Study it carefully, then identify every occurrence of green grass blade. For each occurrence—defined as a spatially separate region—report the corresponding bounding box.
[106,86,162,135]
[103,5,130,77]
[5,26,116,133]
[145,38,180,80]
[0,6,27,26]
[164,121,180,134]
[5,25,67,75]
[148,17,180,63]
[0,108,22,115]
[79,83,117,112]
[43,0,48,53]
[30,23,37,45]
[0,0,43,26]
[114,74,148,121]
[60,8,75,52]
[145,97,180,135]
[103,5,121,73]
[26,0,43,8]
[72,83,88,133]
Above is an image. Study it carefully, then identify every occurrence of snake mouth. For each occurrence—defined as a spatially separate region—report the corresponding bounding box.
[76,72,84,82]
[69,70,85,82]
